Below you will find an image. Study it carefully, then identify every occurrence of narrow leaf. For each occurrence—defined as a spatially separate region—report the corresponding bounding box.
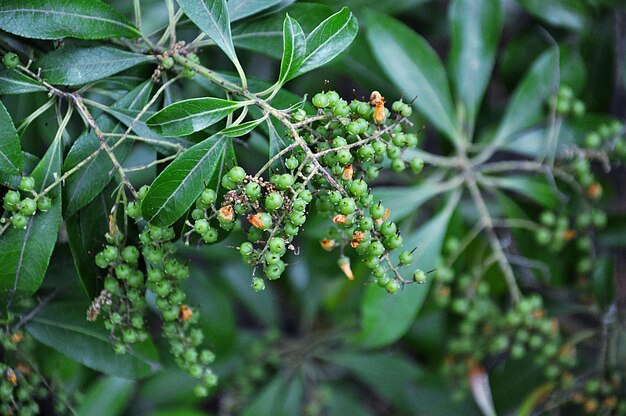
[221,117,266,137]
[518,0,589,31]
[449,0,503,125]
[146,97,244,137]
[176,0,238,63]
[267,120,290,169]
[0,139,62,307]
[228,0,282,22]
[0,68,46,95]
[26,302,160,379]
[37,46,154,86]
[366,13,457,140]
[494,48,559,145]
[142,134,233,226]
[77,377,135,416]
[0,100,22,174]
[0,0,140,40]
[294,7,358,78]
[358,194,458,348]
[278,15,306,84]
[63,81,153,216]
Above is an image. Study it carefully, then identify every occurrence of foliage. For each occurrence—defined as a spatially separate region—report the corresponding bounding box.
[1,0,626,415]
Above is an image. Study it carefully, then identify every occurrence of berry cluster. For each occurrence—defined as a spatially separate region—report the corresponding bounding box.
[569,373,626,415]
[182,90,426,292]
[443,277,575,394]
[2,176,52,229]
[552,85,586,117]
[139,222,218,397]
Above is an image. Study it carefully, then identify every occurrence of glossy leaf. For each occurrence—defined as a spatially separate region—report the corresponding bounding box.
[293,7,358,78]
[176,0,238,63]
[26,302,160,379]
[221,117,266,137]
[0,100,22,174]
[278,15,306,84]
[366,13,457,141]
[0,138,62,307]
[228,0,282,22]
[494,48,559,146]
[518,0,589,31]
[142,134,233,226]
[242,375,303,416]
[77,377,135,416]
[490,175,561,209]
[448,0,503,125]
[358,194,457,348]
[0,0,140,40]
[146,97,244,137]
[63,81,153,216]
[267,119,290,169]
[37,46,154,86]
[0,68,46,95]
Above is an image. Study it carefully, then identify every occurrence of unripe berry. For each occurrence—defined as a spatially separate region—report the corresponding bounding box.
[202,227,218,243]
[126,201,141,218]
[200,188,217,205]
[245,182,261,200]
[137,185,150,200]
[265,192,283,211]
[3,52,19,69]
[409,157,424,173]
[3,190,20,211]
[240,242,254,256]
[161,56,174,69]
[413,269,426,283]
[18,198,37,216]
[385,279,401,294]
[19,176,35,192]
[194,219,210,234]
[399,251,413,265]
[228,166,246,183]
[338,197,357,215]
[268,237,286,255]
[312,93,329,108]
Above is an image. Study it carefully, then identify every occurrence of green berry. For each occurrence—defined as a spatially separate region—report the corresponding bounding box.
[399,251,413,265]
[200,188,217,205]
[126,201,140,218]
[251,277,265,292]
[137,185,150,200]
[268,237,286,255]
[312,93,329,108]
[240,242,254,256]
[245,182,262,200]
[95,252,109,269]
[338,197,357,215]
[265,192,283,211]
[194,219,210,234]
[413,269,426,283]
[385,279,401,294]
[161,56,174,69]
[103,246,119,263]
[409,157,424,173]
[380,221,397,237]
[19,176,35,192]
[370,203,386,219]
[18,198,36,216]
[202,227,218,243]
[3,190,20,210]
[228,166,246,183]
[349,179,368,197]
[391,158,405,173]
[3,52,19,69]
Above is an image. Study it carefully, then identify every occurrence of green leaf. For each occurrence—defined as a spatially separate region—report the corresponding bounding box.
[77,377,135,416]
[494,48,559,146]
[448,0,503,125]
[242,375,303,416]
[176,0,238,64]
[0,139,62,307]
[63,81,154,216]
[490,175,561,209]
[0,100,22,174]
[26,301,160,379]
[66,190,113,298]
[0,0,140,40]
[278,15,306,84]
[357,194,457,348]
[221,117,266,137]
[366,13,457,141]
[228,0,282,22]
[37,46,154,86]
[267,119,290,169]
[0,152,39,189]
[146,97,244,137]
[293,7,358,78]
[142,134,233,226]
[0,68,46,95]
[518,0,589,31]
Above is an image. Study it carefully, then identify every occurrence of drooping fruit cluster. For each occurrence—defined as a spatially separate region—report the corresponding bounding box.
[552,84,586,117]
[91,219,149,354]
[139,222,218,397]
[2,176,52,229]
[184,90,426,292]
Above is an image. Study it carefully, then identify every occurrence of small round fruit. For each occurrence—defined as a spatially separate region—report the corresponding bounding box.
[19,176,35,192]
[18,198,37,216]
[228,166,246,183]
[413,270,426,284]
[312,93,329,108]
[3,52,19,69]
[385,279,401,294]
[245,182,261,200]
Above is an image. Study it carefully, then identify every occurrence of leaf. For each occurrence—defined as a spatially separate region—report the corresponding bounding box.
[141,134,233,226]
[0,100,22,174]
[267,120,290,169]
[0,151,39,189]
[176,0,238,64]
[232,3,335,58]
[77,377,136,416]
[366,12,457,141]
[37,46,154,86]
[221,117,266,137]
[26,301,161,379]
[228,0,282,22]
[278,15,306,85]
[146,97,244,137]
[494,48,559,146]
[293,7,358,78]
[63,80,153,216]
[518,0,589,31]
[66,191,113,298]
[448,0,503,125]
[489,175,561,209]
[241,375,303,416]
[0,68,46,95]
[0,139,62,307]
[0,0,140,40]
[357,195,457,348]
